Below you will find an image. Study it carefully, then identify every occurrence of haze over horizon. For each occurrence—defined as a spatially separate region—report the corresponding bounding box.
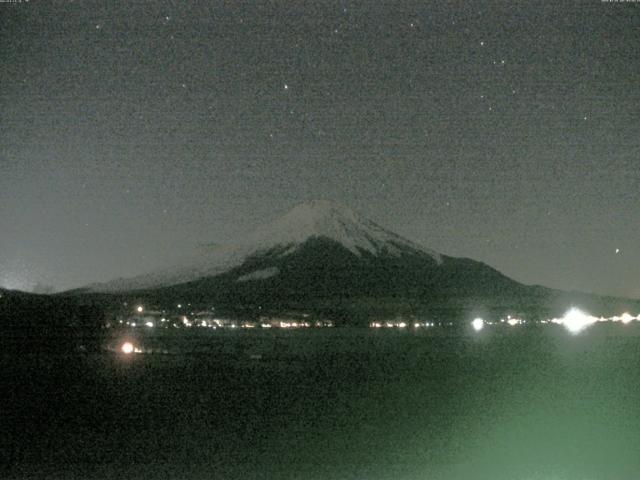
[1,1,639,298]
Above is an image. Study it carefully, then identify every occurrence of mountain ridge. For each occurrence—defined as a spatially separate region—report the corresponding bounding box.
[85,200,442,293]
[66,201,640,323]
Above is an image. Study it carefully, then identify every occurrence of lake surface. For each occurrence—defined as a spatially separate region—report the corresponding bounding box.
[3,326,640,479]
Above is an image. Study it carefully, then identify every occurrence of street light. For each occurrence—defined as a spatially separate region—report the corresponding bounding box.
[472,317,484,332]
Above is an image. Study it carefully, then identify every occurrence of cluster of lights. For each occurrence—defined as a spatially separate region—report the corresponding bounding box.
[278,321,306,328]
[126,304,638,336]
[415,322,436,328]
[275,320,334,328]
[123,317,332,330]
[123,305,333,330]
[502,315,525,326]
[370,321,404,328]
[470,308,640,335]
[370,321,437,329]
[550,308,640,334]
[120,342,142,354]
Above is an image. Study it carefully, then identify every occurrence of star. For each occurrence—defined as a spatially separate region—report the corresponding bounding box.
[284,84,289,90]
[480,41,485,46]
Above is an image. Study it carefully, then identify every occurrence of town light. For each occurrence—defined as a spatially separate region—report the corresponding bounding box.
[121,342,134,354]
[136,306,143,313]
[472,317,484,332]
[620,312,633,324]
[562,308,594,334]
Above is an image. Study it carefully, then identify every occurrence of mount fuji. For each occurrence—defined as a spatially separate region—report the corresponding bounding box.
[79,201,637,323]
[88,201,446,293]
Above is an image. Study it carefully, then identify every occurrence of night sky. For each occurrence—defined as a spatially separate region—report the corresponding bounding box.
[1,1,639,297]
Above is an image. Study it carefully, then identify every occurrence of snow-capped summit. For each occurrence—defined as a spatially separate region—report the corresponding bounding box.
[86,201,441,293]
[243,200,442,260]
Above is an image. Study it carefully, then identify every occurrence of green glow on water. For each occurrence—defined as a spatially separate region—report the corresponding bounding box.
[5,328,640,479]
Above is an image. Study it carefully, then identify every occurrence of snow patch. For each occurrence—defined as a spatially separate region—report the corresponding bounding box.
[237,267,280,282]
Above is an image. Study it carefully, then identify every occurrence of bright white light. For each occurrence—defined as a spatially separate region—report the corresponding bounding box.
[472,318,484,332]
[562,308,594,334]
[136,306,143,313]
[121,342,134,354]
[507,318,518,326]
[145,321,154,328]
[398,322,407,328]
[621,312,633,324]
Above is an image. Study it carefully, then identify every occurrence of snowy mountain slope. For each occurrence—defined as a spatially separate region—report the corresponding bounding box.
[86,201,442,293]
[244,200,442,260]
